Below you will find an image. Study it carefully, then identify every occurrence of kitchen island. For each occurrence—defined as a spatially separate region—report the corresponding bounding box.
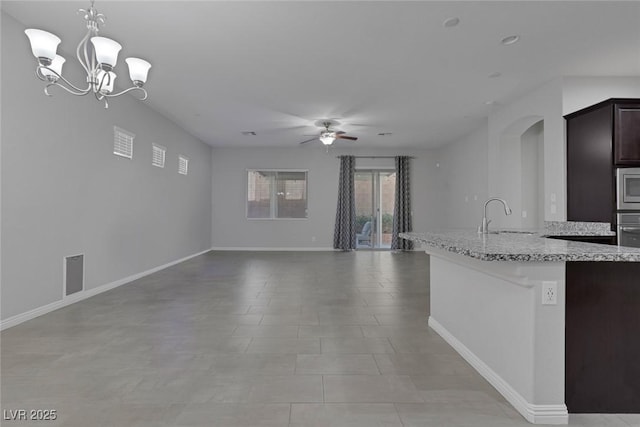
[401,227,640,425]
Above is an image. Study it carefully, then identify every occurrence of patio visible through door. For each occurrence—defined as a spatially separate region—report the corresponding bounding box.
[354,170,396,249]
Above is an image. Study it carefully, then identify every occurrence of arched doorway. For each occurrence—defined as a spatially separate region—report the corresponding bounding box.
[497,116,545,228]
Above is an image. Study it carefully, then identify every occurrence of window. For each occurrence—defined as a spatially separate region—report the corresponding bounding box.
[152,144,166,168]
[247,170,308,219]
[178,155,189,175]
[113,126,134,159]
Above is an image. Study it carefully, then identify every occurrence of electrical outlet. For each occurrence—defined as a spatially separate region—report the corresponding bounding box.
[542,281,557,305]
[311,236,316,242]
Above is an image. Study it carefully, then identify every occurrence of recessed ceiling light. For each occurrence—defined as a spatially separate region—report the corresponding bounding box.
[241,131,257,136]
[501,35,520,45]
[488,72,502,78]
[443,17,460,28]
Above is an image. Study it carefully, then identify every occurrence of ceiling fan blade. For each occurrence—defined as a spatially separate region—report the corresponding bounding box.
[299,137,318,145]
[336,135,358,141]
[335,131,346,135]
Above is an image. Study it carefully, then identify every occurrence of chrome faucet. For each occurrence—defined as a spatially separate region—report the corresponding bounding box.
[478,198,513,234]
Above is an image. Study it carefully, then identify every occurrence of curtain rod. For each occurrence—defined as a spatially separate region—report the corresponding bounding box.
[335,156,416,159]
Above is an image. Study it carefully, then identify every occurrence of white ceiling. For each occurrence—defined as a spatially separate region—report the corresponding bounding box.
[3,1,640,149]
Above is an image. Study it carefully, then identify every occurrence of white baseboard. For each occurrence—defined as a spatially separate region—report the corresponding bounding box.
[0,248,213,331]
[209,247,336,251]
[428,316,569,425]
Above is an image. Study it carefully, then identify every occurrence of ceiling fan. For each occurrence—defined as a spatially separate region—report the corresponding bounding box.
[299,121,358,146]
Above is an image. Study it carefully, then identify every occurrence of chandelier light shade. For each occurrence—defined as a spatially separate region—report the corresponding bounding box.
[319,131,336,145]
[24,29,61,64]
[97,70,116,94]
[125,58,152,85]
[90,36,122,69]
[24,0,151,108]
[39,55,66,80]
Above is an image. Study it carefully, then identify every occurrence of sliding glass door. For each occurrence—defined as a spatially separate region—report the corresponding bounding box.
[354,170,396,249]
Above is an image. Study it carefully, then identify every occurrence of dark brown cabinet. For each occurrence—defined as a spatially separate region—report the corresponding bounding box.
[565,261,640,413]
[565,98,640,224]
[614,103,640,165]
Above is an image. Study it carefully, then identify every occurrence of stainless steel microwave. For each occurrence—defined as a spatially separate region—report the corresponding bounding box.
[617,168,640,210]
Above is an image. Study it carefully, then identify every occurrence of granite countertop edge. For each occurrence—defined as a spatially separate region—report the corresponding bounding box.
[400,222,640,262]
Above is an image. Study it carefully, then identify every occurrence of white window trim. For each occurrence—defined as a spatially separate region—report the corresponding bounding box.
[152,143,166,168]
[246,169,309,220]
[113,126,134,159]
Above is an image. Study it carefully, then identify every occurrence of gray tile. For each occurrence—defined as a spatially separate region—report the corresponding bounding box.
[290,403,403,426]
[246,338,321,354]
[298,325,364,338]
[317,313,380,325]
[296,354,380,374]
[619,414,640,427]
[0,251,574,426]
[246,375,324,403]
[361,325,431,338]
[410,374,504,401]
[569,414,636,427]
[395,402,528,427]
[388,334,454,354]
[206,354,297,375]
[321,338,395,354]
[323,375,424,403]
[375,353,475,375]
[374,313,429,326]
[260,313,319,325]
[232,325,299,338]
[174,403,290,426]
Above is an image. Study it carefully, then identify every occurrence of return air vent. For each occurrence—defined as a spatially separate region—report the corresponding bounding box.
[152,143,166,168]
[113,126,134,159]
[65,254,84,296]
[178,155,189,175]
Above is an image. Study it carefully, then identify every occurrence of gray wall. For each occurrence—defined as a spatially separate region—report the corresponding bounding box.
[1,12,213,320]
[432,125,489,229]
[211,146,440,248]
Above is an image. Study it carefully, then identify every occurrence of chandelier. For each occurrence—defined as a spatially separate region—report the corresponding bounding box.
[24,1,151,108]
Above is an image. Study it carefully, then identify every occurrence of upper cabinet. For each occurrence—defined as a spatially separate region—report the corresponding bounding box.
[614,103,640,165]
[565,98,640,224]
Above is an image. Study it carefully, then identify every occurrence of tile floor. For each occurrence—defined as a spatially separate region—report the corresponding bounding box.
[1,251,638,426]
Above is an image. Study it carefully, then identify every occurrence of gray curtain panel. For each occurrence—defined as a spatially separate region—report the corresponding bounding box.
[392,156,414,250]
[333,155,356,250]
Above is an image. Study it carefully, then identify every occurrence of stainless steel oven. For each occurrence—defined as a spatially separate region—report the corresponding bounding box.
[617,168,640,210]
[617,212,640,248]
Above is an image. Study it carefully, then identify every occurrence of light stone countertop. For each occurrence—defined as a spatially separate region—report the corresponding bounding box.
[400,223,640,262]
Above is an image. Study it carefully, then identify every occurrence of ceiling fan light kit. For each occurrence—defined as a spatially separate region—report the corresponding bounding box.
[300,121,358,147]
[24,0,151,108]
[319,131,336,145]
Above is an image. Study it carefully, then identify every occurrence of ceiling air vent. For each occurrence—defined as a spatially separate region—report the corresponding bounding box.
[178,155,189,175]
[113,126,134,159]
[152,143,166,168]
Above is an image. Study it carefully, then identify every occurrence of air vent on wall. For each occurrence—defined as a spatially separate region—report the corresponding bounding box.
[65,254,84,296]
[113,126,134,159]
[152,143,166,168]
[178,155,189,175]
